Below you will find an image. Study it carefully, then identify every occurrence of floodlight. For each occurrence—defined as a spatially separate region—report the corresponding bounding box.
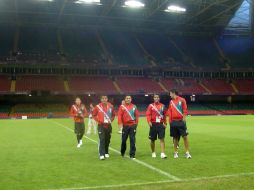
[75,0,100,4]
[165,5,186,13]
[124,0,145,8]
[37,0,54,2]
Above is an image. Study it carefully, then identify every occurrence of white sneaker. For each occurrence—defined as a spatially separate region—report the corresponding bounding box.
[105,154,110,158]
[160,153,167,159]
[100,156,105,160]
[152,152,156,158]
[130,157,136,160]
[79,140,83,145]
[185,152,192,159]
[77,143,81,148]
[174,152,179,159]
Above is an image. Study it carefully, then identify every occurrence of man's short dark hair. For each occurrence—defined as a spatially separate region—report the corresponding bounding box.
[170,89,178,95]
[100,95,108,99]
[125,95,132,99]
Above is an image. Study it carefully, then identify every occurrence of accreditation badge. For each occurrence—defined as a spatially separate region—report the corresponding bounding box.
[104,116,110,123]
[156,116,161,123]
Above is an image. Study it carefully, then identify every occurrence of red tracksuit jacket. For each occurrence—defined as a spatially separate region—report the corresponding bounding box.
[146,102,167,125]
[92,103,115,126]
[70,104,87,123]
[118,103,139,126]
[168,96,187,123]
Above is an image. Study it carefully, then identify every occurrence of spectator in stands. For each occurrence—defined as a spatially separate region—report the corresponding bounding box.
[118,95,139,159]
[93,96,115,160]
[146,94,167,159]
[87,103,97,135]
[69,97,87,148]
[168,89,191,159]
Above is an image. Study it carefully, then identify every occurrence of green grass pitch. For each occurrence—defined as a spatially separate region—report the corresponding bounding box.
[0,115,254,190]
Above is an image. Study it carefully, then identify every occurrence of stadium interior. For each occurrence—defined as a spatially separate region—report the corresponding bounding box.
[1,1,254,190]
[0,0,253,118]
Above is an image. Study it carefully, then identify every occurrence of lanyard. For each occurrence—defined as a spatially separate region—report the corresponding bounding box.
[121,105,135,120]
[171,101,183,116]
[150,103,164,119]
[97,104,111,123]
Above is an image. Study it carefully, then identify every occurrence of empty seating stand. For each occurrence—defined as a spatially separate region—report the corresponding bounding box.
[161,79,205,95]
[117,77,163,94]
[234,80,254,94]
[0,76,11,92]
[69,76,117,94]
[15,76,65,92]
[201,79,234,95]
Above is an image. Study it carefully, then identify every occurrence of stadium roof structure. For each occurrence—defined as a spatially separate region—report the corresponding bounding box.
[224,0,252,35]
[0,0,253,36]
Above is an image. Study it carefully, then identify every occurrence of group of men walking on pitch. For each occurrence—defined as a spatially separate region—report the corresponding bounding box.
[70,89,191,160]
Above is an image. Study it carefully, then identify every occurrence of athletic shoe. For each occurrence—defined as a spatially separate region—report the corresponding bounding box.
[160,153,167,159]
[99,156,105,160]
[185,152,192,159]
[79,140,83,145]
[174,152,179,159]
[118,130,122,134]
[77,143,81,148]
[105,154,110,158]
[152,152,156,158]
[130,157,136,160]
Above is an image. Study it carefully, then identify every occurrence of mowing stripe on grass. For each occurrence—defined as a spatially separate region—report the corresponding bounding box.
[49,120,180,181]
[46,172,254,190]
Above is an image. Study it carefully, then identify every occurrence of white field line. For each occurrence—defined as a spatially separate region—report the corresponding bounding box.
[46,172,254,190]
[49,120,180,181]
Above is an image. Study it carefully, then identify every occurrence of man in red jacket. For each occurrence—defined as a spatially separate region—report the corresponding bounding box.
[70,97,87,148]
[146,94,167,159]
[168,89,191,159]
[93,95,115,160]
[118,95,139,159]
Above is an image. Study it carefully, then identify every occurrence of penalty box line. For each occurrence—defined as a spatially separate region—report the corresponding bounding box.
[49,120,181,181]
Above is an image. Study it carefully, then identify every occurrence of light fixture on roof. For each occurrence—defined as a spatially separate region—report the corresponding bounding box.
[75,0,101,4]
[38,0,54,2]
[165,5,186,13]
[124,0,145,8]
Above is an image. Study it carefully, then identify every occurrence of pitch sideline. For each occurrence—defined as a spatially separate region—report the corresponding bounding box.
[46,172,254,190]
